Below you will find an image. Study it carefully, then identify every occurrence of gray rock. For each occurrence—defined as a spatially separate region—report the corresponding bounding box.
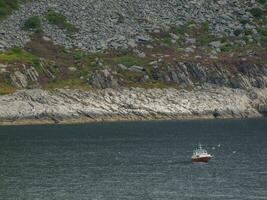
[68,67,77,72]
[185,47,194,53]
[88,69,119,89]
[118,64,127,70]
[128,65,144,72]
[11,71,28,88]
[209,41,222,48]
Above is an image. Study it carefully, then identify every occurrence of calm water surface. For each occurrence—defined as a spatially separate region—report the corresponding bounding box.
[0,119,267,200]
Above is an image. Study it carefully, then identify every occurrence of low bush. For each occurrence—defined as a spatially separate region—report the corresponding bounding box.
[250,8,265,18]
[257,0,266,4]
[45,9,78,34]
[23,16,42,33]
[0,0,19,20]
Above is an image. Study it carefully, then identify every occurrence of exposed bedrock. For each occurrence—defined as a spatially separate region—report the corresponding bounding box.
[0,87,266,124]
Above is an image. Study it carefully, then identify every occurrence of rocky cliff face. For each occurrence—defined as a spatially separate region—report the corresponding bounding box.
[88,60,267,90]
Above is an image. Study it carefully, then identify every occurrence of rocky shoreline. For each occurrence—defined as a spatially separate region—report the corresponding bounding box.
[1,87,266,125]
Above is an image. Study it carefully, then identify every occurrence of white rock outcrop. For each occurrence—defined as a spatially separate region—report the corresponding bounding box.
[0,87,266,124]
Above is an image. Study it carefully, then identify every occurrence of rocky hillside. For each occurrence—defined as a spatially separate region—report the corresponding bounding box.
[0,0,267,91]
[0,0,267,123]
[0,0,266,51]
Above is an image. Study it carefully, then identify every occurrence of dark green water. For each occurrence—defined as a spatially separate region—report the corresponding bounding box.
[0,119,267,200]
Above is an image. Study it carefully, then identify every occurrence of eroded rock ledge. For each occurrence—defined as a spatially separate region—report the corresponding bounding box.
[1,87,267,125]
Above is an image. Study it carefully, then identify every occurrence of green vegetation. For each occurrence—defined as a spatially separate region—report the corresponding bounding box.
[0,84,16,95]
[244,28,253,35]
[45,9,78,34]
[170,21,215,46]
[0,47,38,63]
[0,47,44,76]
[0,0,19,20]
[239,19,250,25]
[194,22,215,46]
[201,21,209,32]
[114,55,146,67]
[162,36,173,45]
[44,78,91,90]
[175,47,185,52]
[234,29,243,36]
[250,8,265,18]
[73,50,87,61]
[257,0,266,4]
[173,21,197,36]
[257,27,267,36]
[197,34,215,46]
[23,16,42,33]
[1,14,266,91]
[220,43,235,52]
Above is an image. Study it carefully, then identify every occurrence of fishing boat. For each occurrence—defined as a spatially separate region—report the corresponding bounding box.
[192,144,213,163]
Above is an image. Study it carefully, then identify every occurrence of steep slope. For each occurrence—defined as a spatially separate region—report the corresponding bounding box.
[0,0,262,51]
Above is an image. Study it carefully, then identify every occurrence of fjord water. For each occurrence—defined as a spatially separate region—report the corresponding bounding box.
[0,119,267,200]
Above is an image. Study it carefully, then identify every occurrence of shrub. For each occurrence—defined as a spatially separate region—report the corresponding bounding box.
[244,29,253,35]
[4,0,19,9]
[0,0,19,20]
[250,8,264,18]
[234,29,242,36]
[257,28,267,36]
[0,7,7,18]
[221,43,234,52]
[162,36,172,45]
[197,35,214,45]
[257,0,266,4]
[73,51,86,61]
[45,9,78,34]
[239,19,250,25]
[23,16,42,33]
[201,21,209,32]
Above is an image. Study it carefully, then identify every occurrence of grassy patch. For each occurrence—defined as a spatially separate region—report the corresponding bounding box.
[125,81,172,89]
[44,78,91,90]
[0,0,19,20]
[23,16,42,33]
[175,47,185,52]
[45,9,78,34]
[114,55,145,67]
[0,84,16,95]
[162,36,173,45]
[0,47,39,63]
[73,50,87,61]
